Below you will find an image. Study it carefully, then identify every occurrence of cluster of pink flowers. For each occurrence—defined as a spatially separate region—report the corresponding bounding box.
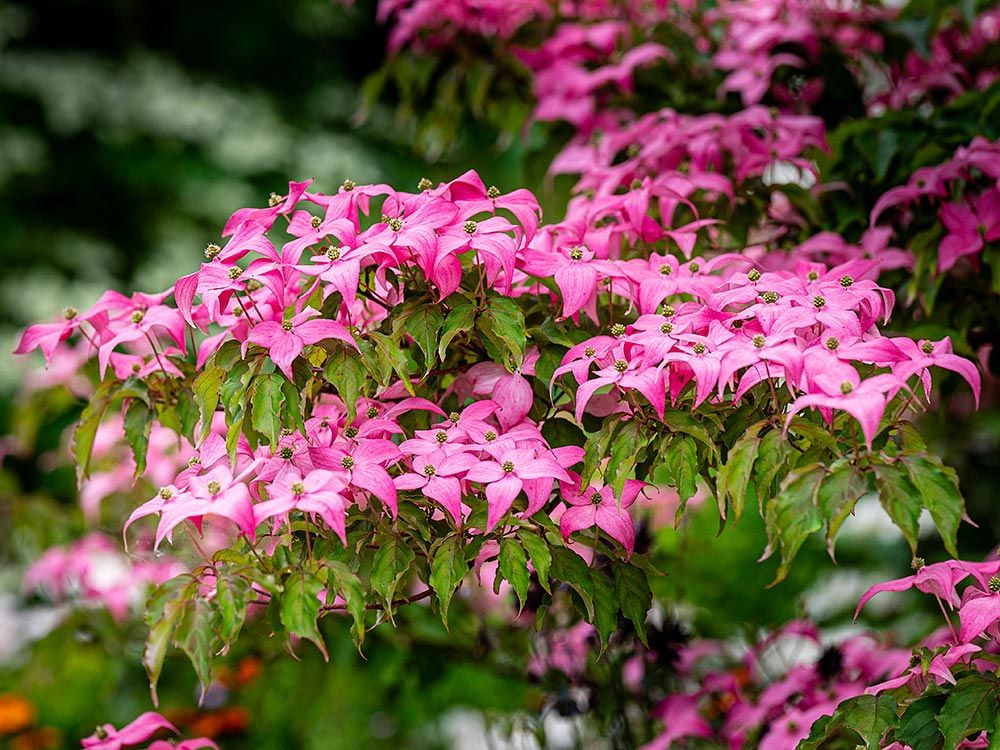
[707,0,889,107]
[870,137,1000,273]
[872,5,1000,113]
[642,622,911,750]
[24,533,183,622]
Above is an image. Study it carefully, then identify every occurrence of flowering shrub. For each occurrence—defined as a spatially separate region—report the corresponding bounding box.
[7,0,1000,747]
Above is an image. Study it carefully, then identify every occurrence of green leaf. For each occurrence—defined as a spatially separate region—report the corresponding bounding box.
[281,573,328,660]
[214,575,251,646]
[394,303,444,370]
[429,536,466,630]
[550,546,595,620]
[251,373,285,447]
[477,296,526,367]
[328,561,366,648]
[816,460,868,559]
[716,422,763,522]
[498,538,530,613]
[370,536,415,611]
[764,464,825,584]
[662,410,720,461]
[72,379,116,483]
[173,597,220,701]
[193,363,225,441]
[581,418,622,488]
[517,530,552,594]
[840,694,899,749]
[939,675,999,750]
[875,463,922,555]
[280,377,306,436]
[439,299,477,360]
[142,576,193,705]
[613,562,651,647]
[591,571,617,652]
[662,435,699,515]
[323,348,368,420]
[897,695,945,750]
[903,453,966,557]
[369,331,415,395]
[606,420,650,498]
[123,398,153,479]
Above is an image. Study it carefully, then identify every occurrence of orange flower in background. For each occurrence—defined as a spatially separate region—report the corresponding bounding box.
[0,694,35,735]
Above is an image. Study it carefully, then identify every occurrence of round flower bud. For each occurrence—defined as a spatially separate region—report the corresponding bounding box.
[205,243,221,260]
[423,465,437,477]
[63,307,78,320]
[464,220,478,235]
[752,334,766,348]
[661,305,675,317]
[206,480,221,495]
[486,185,501,199]
[807,270,819,281]
[614,359,628,372]
[417,177,434,191]
[341,456,355,470]
[132,362,142,374]
[610,323,625,337]
[282,320,294,332]
[501,460,515,473]
[747,268,761,282]
[688,263,700,273]
[692,343,707,354]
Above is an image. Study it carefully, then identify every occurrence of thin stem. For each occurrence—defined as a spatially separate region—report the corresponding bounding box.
[320,587,432,613]
[144,332,167,376]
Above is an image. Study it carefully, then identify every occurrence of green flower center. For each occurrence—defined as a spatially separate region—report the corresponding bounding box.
[484,430,497,442]
[280,446,294,460]
[387,217,403,232]
[590,492,603,505]
[268,192,282,207]
[748,268,761,282]
[131,310,145,324]
[812,295,826,308]
[990,576,1000,593]
[584,346,596,357]
[367,407,379,419]
[282,320,294,331]
[206,481,221,495]
[205,243,221,260]
[688,263,700,273]
[807,271,819,281]
[659,264,672,276]
[487,185,501,199]
[921,341,934,355]
[342,179,356,192]
[911,557,925,570]
[501,460,515,474]
[762,292,779,304]
[840,275,854,288]
[752,334,766,348]
[341,456,355,470]
[310,215,322,229]
[692,343,707,355]
[825,337,840,350]
[464,220,478,235]
[417,177,433,191]
[840,382,854,395]
[326,246,342,260]
[435,431,448,443]
[291,482,305,496]
[610,323,625,337]
[449,411,460,423]
[159,487,173,500]
[228,266,242,280]
[344,426,358,438]
[614,359,628,372]
[660,322,674,334]
[570,247,584,261]
[423,465,437,477]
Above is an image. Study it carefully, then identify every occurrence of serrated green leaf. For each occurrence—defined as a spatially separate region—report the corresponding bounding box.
[369,331,415,395]
[439,299,477,360]
[323,347,368,420]
[663,435,699,519]
[841,694,899,749]
[394,302,444,370]
[606,420,649,499]
[591,571,617,653]
[498,538,530,613]
[214,575,251,646]
[613,562,651,646]
[517,530,552,593]
[550,547,595,620]
[193,363,225,442]
[251,373,285,447]
[716,422,763,521]
[281,573,328,660]
[328,561,366,647]
[897,694,946,750]
[477,296,526,367]
[662,410,720,461]
[764,464,825,584]
[72,379,116,483]
[817,460,868,560]
[142,576,193,705]
[124,398,153,479]
[429,536,466,630]
[370,536,415,612]
[903,453,965,557]
[939,675,999,750]
[875,463,922,555]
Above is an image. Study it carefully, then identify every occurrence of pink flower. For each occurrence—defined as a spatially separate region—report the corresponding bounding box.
[154,465,256,548]
[247,307,357,379]
[82,712,177,750]
[394,449,478,524]
[310,439,402,516]
[559,480,643,558]
[937,189,1000,271]
[465,448,571,531]
[257,470,351,545]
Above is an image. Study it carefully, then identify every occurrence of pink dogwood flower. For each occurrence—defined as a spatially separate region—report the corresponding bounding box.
[560,479,644,558]
[465,448,571,531]
[82,712,177,750]
[247,307,357,379]
[257,470,351,545]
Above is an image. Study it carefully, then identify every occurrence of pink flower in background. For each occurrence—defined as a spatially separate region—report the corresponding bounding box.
[257,470,352,544]
[81,712,177,750]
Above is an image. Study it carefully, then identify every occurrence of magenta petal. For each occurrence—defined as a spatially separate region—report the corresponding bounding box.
[559,505,597,543]
[485,476,522,532]
[596,506,636,558]
[352,465,398,517]
[959,594,1000,643]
